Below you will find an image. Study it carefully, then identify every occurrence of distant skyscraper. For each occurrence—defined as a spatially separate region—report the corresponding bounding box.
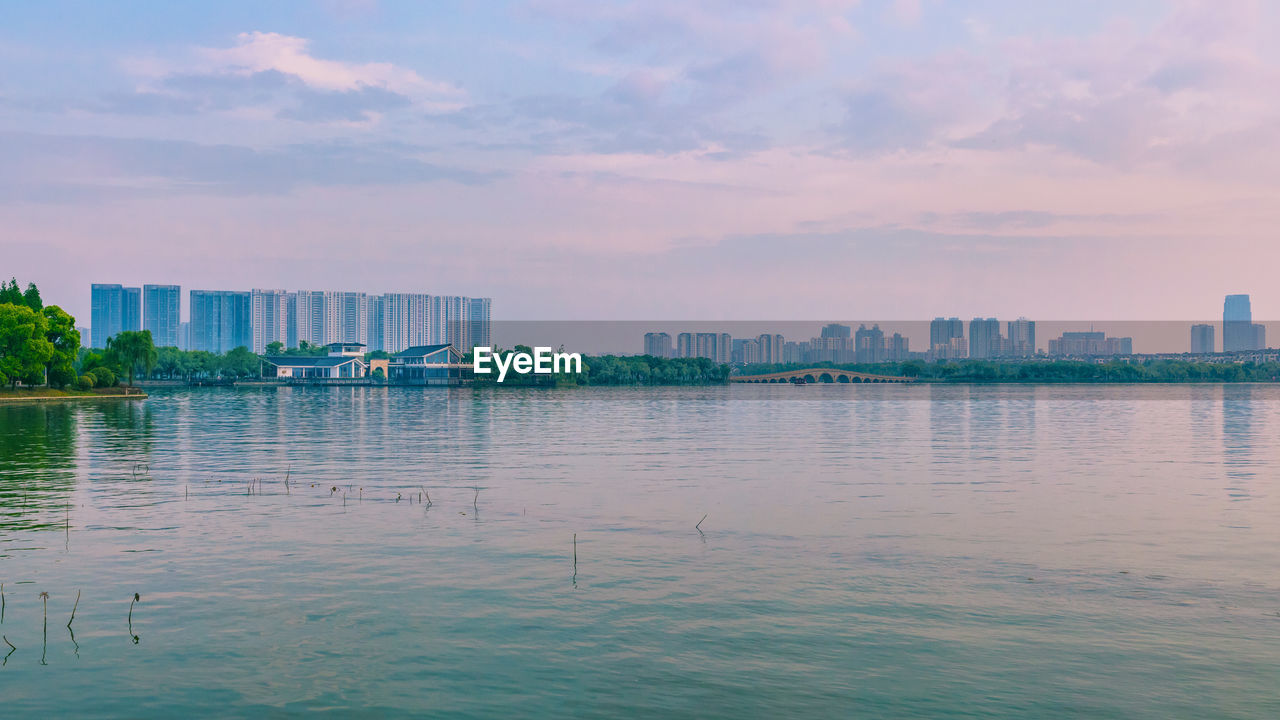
[1007,317,1036,357]
[179,321,190,351]
[930,317,963,349]
[250,289,290,353]
[854,324,885,363]
[886,333,909,361]
[190,290,251,353]
[679,332,730,362]
[1190,324,1215,354]
[968,317,1002,359]
[143,284,180,348]
[90,283,141,347]
[366,295,385,352]
[1223,294,1263,351]
[122,286,142,334]
[382,293,432,353]
[294,290,330,347]
[820,323,851,340]
[757,333,784,364]
[468,297,492,352]
[644,332,673,358]
[1047,331,1133,356]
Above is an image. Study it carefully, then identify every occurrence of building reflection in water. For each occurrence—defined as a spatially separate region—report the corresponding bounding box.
[1221,384,1256,499]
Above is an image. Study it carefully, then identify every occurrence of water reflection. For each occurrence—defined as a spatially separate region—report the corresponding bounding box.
[0,404,78,532]
[1222,385,1257,496]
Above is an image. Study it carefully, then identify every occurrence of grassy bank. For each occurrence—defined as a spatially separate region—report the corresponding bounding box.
[0,387,147,402]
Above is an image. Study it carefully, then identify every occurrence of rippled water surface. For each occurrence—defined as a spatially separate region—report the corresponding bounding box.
[2,384,1280,718]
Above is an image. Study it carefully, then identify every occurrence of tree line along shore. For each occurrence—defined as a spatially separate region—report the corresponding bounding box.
[6,278,1280,396]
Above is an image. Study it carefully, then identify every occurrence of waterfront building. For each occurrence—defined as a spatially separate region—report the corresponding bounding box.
[1007,317,1036,357]
[1047,331,1133,357]
[250,288,290,353]
[1223,294,1264,351]
[1190,324,1215,354]
[644,332,673,358]
[76,326,89,348]
[179,321,190,350]
[261,342,368,380]
[388,344,465,385]
[90,283,141,348]
[189,289,251,353]
[143,284,180,347]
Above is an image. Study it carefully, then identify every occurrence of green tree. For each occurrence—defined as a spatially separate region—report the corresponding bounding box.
[0,303,54,387]
[106,330,157,385]
[23,283,42,311]
[41,305,80,388]
[0,278,22,306]
[220,346,260,378]
[265,341,285,356]
[89,367,116,387]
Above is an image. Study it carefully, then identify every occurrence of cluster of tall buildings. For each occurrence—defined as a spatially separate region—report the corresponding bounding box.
[930,316,1039,360]
[644,323,910,364]
[90,284,491,355]
[1188,295,1267,354]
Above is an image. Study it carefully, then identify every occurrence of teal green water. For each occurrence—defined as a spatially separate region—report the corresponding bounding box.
[2,385,1280,718]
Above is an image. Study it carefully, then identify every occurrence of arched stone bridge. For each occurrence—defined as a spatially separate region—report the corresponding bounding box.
[731,368,916,384]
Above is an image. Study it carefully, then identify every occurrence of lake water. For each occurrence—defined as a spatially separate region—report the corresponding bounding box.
[2,384,1280,718]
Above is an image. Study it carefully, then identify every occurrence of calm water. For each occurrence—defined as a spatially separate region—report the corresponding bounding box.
[2,384,1280,718]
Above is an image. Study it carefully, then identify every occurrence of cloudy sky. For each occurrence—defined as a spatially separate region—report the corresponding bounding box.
[3,0,1279,322]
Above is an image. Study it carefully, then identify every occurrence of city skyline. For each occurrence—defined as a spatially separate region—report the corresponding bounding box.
[5,2,1280,321]
[87,282,492,355]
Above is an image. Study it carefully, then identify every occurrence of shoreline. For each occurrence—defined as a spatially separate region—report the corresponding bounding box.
[0,389,149,404]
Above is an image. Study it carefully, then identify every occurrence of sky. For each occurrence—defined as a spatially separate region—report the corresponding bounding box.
[2,0,1280,323]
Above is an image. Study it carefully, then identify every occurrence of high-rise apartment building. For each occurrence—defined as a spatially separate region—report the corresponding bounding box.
[886,333,909,361]
[250,289,290,353]
[968,317,1003,359]
[90,283,141,348]
[820,323,851,340]
[644,332,673,358]
[467,297,492,352]
[676,332,730,362]
[929,317,963,349]
[1007,317,1036,357]
[366,295,385,352]
[854,324,885,363]
[1047,331,1133,356]
[190,290,251,353]
[1190,324,1215,354]
[757,334,784,364]
[142,284,181,348]
[122,286,141,335]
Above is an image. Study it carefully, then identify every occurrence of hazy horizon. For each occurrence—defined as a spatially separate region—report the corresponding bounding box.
[5,1,1280,322]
